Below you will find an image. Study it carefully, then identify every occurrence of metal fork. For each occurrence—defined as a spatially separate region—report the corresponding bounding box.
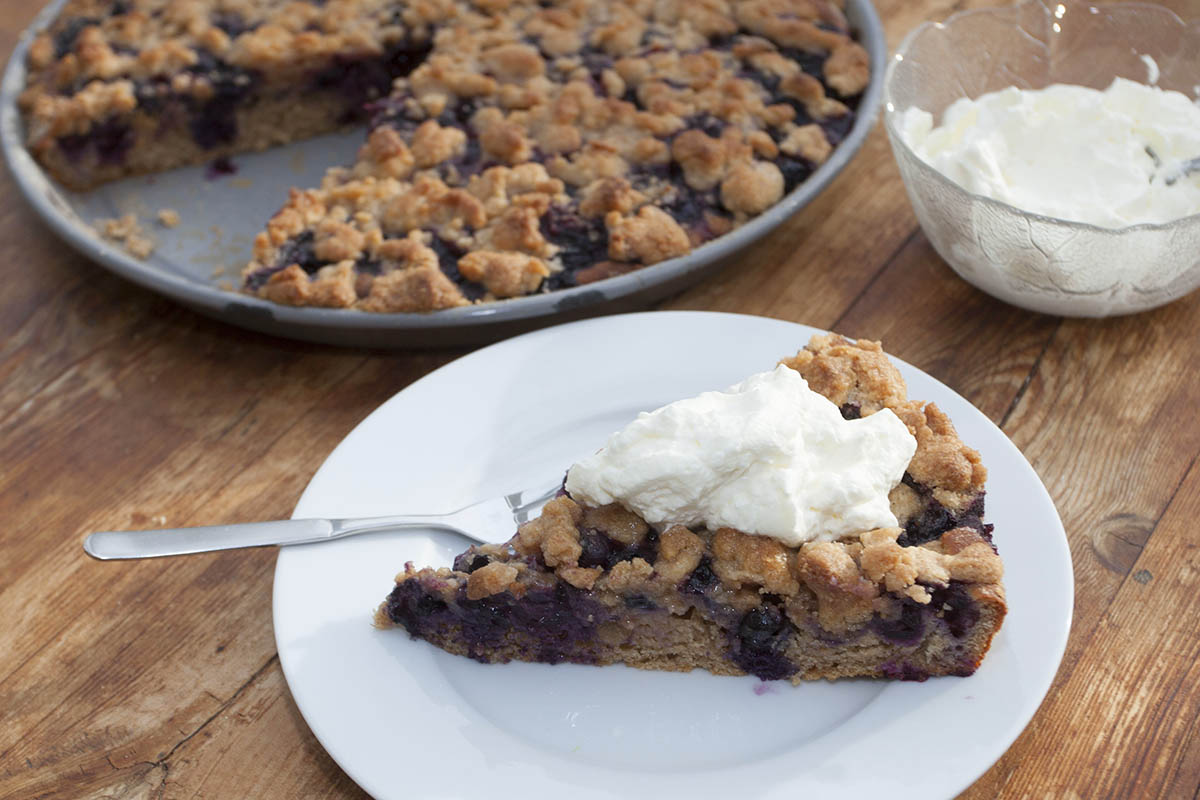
[83,477,563,560]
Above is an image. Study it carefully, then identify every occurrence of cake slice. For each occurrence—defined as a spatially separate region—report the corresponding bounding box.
[382,334,1005,682]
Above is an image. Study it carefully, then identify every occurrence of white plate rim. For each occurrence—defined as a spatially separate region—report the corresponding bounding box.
[273,310,1073,799]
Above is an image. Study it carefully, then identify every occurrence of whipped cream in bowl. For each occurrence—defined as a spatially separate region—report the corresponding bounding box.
[882,0,1200,317]
[565,365,917,546]
[898,79,1200,229]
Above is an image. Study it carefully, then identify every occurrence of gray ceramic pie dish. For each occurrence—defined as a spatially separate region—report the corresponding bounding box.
[0,0,885,349]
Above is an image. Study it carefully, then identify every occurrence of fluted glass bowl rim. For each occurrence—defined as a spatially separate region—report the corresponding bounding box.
[882,0,1200,236]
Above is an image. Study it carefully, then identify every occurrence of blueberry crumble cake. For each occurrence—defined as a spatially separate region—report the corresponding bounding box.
[20,0,871,311]
[377,335,1006,682]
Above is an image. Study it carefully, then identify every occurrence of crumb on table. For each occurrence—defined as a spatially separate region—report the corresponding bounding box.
[157,208,180,228]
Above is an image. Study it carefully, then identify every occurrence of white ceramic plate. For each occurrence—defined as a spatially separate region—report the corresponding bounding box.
[273,311,1072,799]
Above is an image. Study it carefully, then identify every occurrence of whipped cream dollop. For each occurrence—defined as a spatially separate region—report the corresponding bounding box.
[565,365,917,546]
[899,78,1200,228]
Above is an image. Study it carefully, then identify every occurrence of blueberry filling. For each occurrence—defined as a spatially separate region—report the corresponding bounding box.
[185,50,258,149]
[897,474,991,547]
[53,17,99,59]
[576,528,659,570]
[428,236,487,301]
[245,230,319,289]
[459,582,609,663]
[384,581,450,639]
[386,580,611,664]
[312,40,434,124]
[775,46,829,81]
[133,78,171,114]
[929,581,980,639]
[880,661,931,681]
[56,116,133,165]
[682,556,718,595]
[353,255,382,277]
[465,554,491,573]
[776,156,815,194]
[577,529,614,569]
[732,603,797,681]
[871,599,926,646]
[839,402,861,420]
[540,207,609,290]
[872,580,981,648]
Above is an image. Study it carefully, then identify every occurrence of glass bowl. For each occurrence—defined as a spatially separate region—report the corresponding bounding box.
[883,0,1200,317]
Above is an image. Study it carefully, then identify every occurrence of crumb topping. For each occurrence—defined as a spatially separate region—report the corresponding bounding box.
[24,1,869,312]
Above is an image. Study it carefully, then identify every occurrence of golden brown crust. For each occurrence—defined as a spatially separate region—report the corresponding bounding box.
[893,401,988,500]
[711,527,800,595]
[794,541,879,632]
[780,334,909,414]
[466,561,520,600]
[654,525,705,583]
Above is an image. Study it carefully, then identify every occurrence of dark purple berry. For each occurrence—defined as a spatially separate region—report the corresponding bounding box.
[683,557,718,594]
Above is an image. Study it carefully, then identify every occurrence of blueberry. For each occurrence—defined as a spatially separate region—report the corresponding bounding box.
[738,605,786,648]
[929,581,980,638]
[732,604,797,681]
[539,206,608,285]
[577,529,614,569]
[55,118,133,166]
[415,594,448,617]
[872,601,926,646]
[776,156,814,194]
[682,557,718,594]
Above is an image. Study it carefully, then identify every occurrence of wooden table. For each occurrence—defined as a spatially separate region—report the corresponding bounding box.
[4,0,1200,797]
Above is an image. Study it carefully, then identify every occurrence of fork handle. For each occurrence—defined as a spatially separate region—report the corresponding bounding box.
[83,514,459,560]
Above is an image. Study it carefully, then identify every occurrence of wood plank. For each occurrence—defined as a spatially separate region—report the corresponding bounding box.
[154,661,369,800]
[968,452,1200,798]
[960,292,1200,798]
[0,338,453,796]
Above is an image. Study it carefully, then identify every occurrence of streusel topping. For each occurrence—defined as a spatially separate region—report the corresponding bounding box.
[236,0,869,310]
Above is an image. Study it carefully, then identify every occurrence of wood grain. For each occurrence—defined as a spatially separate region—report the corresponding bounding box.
[1,0,1198,798]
